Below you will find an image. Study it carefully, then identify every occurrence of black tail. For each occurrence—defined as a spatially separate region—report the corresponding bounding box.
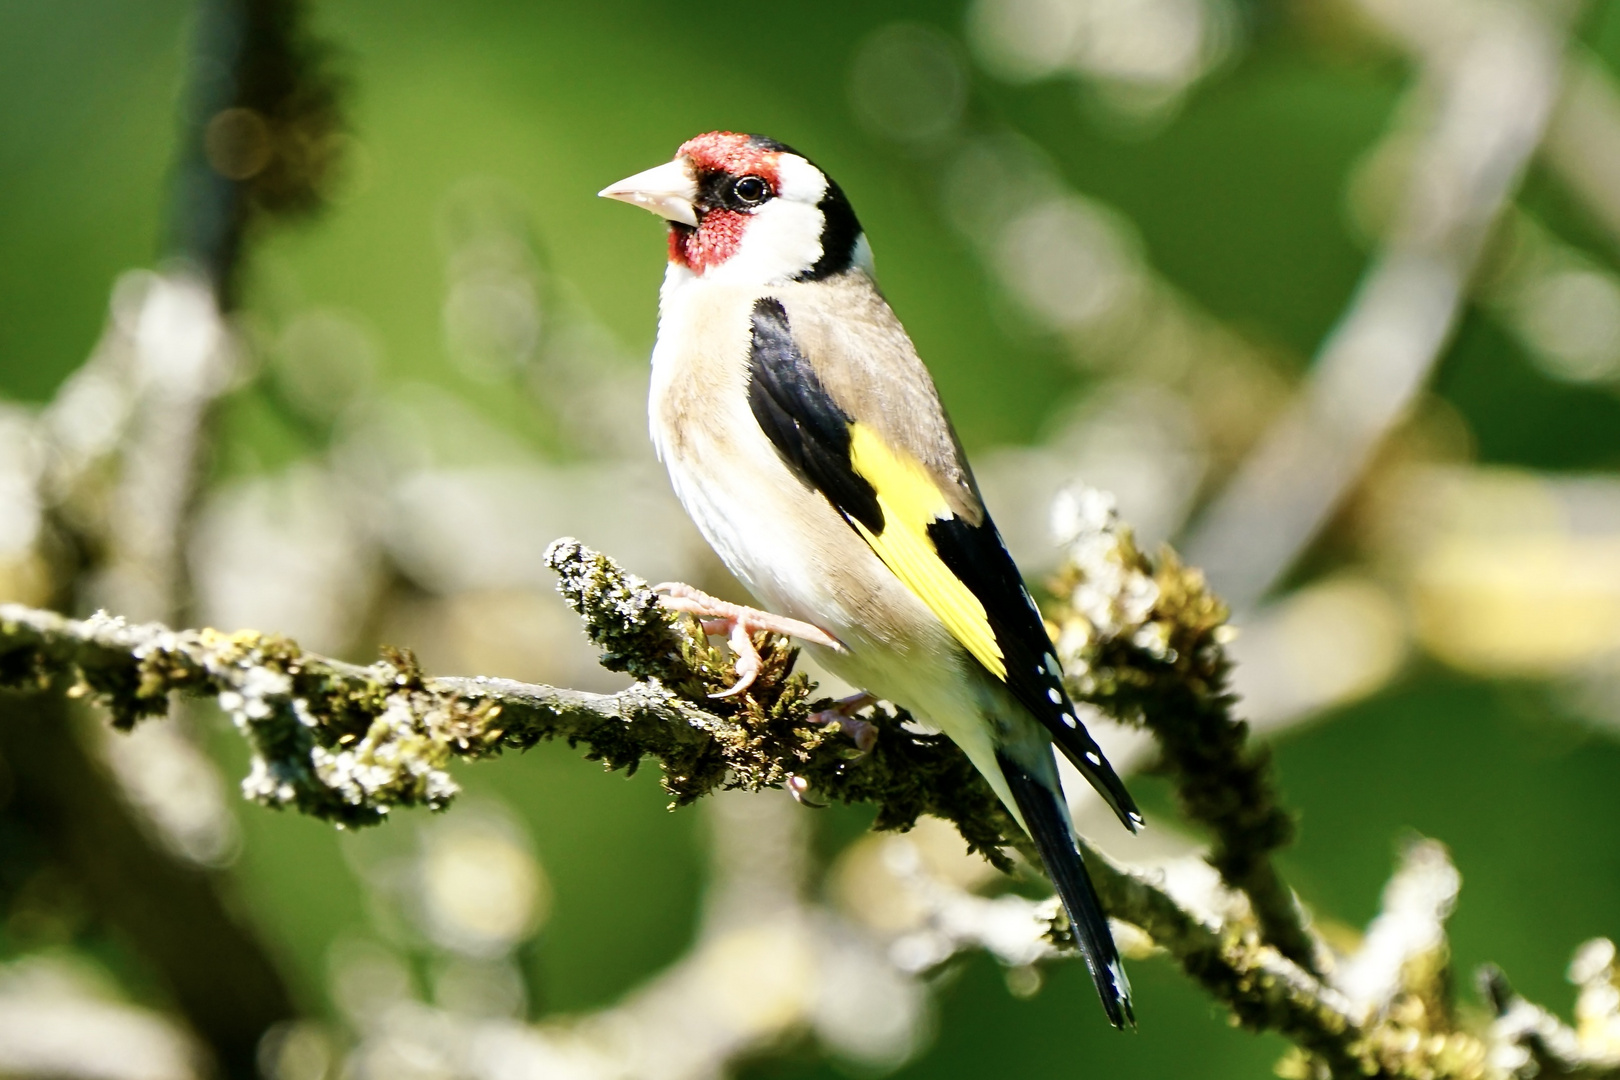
[999,751,1135,1030]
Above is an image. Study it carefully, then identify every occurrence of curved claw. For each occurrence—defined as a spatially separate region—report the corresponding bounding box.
[708,619,762,699]
[709,650,758,702]
[786,774,827,808]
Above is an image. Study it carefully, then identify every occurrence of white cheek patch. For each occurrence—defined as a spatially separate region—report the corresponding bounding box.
[703,199,826,286]
[775,153,828,203]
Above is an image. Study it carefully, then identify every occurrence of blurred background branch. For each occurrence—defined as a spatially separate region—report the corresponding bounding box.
[1182,0,1580,614]
[0,0,346,1076]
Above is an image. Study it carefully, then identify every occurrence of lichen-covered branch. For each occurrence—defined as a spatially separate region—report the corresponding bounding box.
[0,542,1012,858]
[0,603,464,826]
[0,575,1365,1065]
[539,538,1025,865]
[1047,488,1319,974]
[7,536,1617,1079]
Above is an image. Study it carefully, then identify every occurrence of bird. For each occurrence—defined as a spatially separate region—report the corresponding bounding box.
[599,131,1143,1028]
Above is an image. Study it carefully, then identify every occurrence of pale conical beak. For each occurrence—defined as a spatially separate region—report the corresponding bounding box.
[598,158,699,227]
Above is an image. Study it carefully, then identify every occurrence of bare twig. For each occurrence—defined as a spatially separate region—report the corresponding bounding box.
[169,0,344,298]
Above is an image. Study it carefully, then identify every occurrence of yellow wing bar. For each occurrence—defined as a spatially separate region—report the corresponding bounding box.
[846,423,1006,680]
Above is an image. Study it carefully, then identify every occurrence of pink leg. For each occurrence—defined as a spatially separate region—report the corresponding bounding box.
[653,582,843,699]
[811,691,879,752]
[787,692,879,808]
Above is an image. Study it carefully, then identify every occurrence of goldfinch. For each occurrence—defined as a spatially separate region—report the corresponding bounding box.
[600,132,1142,1027]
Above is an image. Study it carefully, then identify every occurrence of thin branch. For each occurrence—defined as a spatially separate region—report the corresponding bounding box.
[1048,488,1320,974]
[169,0,345,298]
[7,534,1617,1078]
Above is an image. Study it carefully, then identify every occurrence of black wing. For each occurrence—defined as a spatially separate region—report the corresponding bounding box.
[747,297,1140,831]
[746,297,882,533]
[929,513,1142,831]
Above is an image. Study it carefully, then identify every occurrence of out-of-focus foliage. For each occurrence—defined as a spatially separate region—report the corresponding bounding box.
[5,0,1620,1078]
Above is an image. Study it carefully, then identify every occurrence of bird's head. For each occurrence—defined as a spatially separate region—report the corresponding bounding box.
[599,132,869,286]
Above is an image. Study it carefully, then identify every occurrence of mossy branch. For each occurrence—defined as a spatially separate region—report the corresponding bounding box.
[1047,488,1318,973]
[6,536,1618,1078]
[0,542,1012,853]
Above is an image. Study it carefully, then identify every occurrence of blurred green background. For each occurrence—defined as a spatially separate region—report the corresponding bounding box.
[4,1,1620,1077]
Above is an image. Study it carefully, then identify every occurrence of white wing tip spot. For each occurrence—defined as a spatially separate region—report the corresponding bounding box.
[1063,712,1078,729]
[1086,751,1101,766]
[1109,959,1133,999]
[1047,688,1062,704]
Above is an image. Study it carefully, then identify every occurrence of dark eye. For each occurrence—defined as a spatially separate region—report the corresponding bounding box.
[733,175,770,205]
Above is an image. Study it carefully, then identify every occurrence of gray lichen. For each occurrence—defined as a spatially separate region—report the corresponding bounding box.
[0,607,481,826]
[5,536,1618,1079]
[1047,488,1316,974]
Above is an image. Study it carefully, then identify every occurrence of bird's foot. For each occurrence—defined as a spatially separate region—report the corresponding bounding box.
[652,582,842,699]
[787,692,879,808]
[810,691,879,752]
